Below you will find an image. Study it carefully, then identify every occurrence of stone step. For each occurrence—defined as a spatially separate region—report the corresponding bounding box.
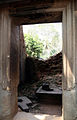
[36,86,62,105]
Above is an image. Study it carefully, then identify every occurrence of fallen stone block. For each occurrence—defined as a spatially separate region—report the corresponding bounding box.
[18,96,32,106]
[18,102,29,112]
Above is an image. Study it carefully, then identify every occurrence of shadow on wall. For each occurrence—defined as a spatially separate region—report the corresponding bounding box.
[25,57,39,84]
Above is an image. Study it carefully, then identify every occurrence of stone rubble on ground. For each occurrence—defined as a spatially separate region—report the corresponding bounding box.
[18,96,32,105]
[18,96,32,112]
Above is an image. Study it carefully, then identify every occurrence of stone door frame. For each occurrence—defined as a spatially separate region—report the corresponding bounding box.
[0,0,77,120]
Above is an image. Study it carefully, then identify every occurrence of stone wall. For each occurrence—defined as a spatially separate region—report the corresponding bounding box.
[0,1,77,120]
[0,9,20,120]
[19,26,26,84]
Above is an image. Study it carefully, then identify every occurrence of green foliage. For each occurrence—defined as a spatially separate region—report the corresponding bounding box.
[24,34,43,58]
[24,23,62,59]
[50,49,57,56]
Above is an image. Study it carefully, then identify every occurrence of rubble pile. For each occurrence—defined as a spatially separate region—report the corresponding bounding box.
[18,52,62,99]
[34,52,62,76]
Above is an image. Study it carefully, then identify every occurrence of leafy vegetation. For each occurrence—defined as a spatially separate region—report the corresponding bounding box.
[24,23,62,59]
[24,34,43,58]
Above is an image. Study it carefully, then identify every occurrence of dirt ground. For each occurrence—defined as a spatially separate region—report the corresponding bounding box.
[14,112,62,120]
[30,103,62,115]
[14,104,62,120]
[15,102,62,120]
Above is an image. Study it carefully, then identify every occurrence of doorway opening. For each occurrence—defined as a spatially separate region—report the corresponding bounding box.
[18,23,63,120]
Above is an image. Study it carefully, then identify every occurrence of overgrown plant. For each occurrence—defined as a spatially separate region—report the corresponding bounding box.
[24,34,43,58]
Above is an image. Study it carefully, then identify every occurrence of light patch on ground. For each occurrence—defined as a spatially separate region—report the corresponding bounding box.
[13,112,62,120]
[34,114,49,120]
[34,114,62,120]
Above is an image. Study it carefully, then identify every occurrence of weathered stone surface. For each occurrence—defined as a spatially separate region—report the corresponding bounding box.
[62,1,77,120]
[0,88,11,120]
[18,96,32,105]
[0,1,77,120]
[36,86,62,94]
[0,9,20,120]
[36,86,62,104]
[18,96,32,112]
[63,88,77,120]
[0,87,18,120]
[20,26,26,84]
[18,102,29,112]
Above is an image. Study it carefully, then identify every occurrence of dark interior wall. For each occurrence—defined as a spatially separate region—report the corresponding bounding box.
[19,26,26,84]
[10,23,20,87]
[10,22,20,118]
[0,9,20,120]
[0,9,12,120]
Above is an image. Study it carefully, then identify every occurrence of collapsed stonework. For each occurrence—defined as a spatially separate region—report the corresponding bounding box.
[18,52,62,99]
[22,52,62,83]
[0,1,77,120]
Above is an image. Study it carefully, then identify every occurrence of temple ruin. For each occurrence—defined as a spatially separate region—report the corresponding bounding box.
[0,0,77,120]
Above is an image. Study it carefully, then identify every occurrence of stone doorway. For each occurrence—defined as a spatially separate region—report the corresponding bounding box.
[0,1,77,120]
[18,23,62,120]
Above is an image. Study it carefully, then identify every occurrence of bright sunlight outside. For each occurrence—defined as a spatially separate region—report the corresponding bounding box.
[23,23,62,60]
